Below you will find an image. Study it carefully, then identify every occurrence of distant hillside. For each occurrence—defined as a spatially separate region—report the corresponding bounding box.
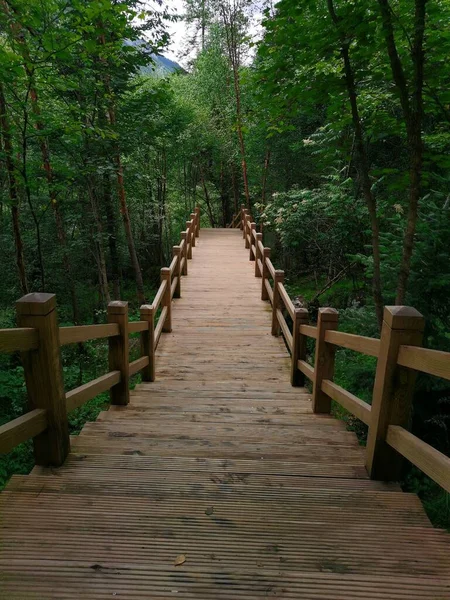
[125,39,184,75]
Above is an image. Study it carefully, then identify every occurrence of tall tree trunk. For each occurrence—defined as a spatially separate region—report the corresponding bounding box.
[98,29,145,304]
[377,0,427,304]
[327,0,384,328]
[0,83,28,294]
[87,180,110,304]
[103,173,121,299]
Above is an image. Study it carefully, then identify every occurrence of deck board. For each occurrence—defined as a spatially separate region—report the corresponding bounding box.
[1,228,449,599]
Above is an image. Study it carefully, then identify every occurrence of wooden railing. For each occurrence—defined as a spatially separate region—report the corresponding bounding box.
[0,207,201,467]
[240,205,450,493]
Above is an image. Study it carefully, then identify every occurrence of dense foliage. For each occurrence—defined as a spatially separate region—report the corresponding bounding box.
[0,0,449,526]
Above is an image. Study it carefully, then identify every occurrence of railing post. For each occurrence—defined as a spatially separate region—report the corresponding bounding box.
[244,215,251,249]
[261,247,271,301]
[107,301,129,406]
[180,232,188,276]
[271,270,284,336]
[161,267,172,332]
[242,207,247,236]
[195,206,200,236]
[185,222,193,259]
[312,307,338,413]
[172,245,181,298]
[140,304,155,382]
[291,308,309,386]
[255,232,262,277]
[249,222,256,261]
[190,213,196,247]
[16,293,69,466]
[366,306,424,481]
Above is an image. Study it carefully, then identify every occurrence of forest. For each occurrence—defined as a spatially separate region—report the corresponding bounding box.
[0,0,449,526]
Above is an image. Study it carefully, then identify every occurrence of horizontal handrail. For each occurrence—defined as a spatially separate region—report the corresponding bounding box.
[152,279,167,313]
[257,239,265,255]
[128,321,148,334]
[298,360,314,381]
[66,371,121,413]
[0,328,39,353]
[59,323,119,346]
[265,279,273,304]
[278,284,294,320]
[397,345,450,381]
[325,330,380,358]
[386,425,450,494]
[129,356,150,377]
[299,324,317,339]
[154,306,168,350]
[277,309,293,352]
[321,379,371,425]
[266,258,275,279]
[169,254,178,274]
[0,408,47,454]
[171,277,178,299]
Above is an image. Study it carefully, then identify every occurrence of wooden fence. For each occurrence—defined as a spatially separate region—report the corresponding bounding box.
[0,208,201,467]
[237,205,450,493]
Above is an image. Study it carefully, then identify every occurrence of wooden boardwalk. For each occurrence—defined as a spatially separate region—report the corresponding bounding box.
[1,229,450,598]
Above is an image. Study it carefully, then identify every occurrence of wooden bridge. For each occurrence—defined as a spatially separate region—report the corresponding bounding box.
[1,209,450,598]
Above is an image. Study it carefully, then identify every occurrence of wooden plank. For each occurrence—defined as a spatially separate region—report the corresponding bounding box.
[278,283,294,320]
[322,379,371,425]
[298,359,315,381]
[66,371,121,413]
[300,324,317,339]
[129,356,150,377]
[277,309,293,352]
[0,328,38,353]
[325,330,380,358]
[128,321,148,334]
[386,425,450,494]
[0,409,47,454]
[397,345,450,381]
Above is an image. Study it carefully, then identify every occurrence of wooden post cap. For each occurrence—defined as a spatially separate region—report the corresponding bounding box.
[383,306,424,330]
[161,267,171,276]
[295,307,309,319]
[274,270,284,280]
[318,307,338,322]
[16,293,56,316]
[107,300,128,315]
[140,304,154,316]
[173,245,181,254]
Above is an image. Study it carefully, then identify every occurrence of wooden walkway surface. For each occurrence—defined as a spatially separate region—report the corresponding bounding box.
[1,229,450,598]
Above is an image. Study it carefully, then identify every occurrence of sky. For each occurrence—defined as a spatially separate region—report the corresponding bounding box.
[158,0,266,68]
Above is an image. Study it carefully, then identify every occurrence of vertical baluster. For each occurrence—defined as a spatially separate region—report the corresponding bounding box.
[107,301,130,406]
[291,308,309,386]
[271,270,284,336]
[312,308,338,413]
[140,304,155,382]
[16,293,69,466]
[366,306,424,480]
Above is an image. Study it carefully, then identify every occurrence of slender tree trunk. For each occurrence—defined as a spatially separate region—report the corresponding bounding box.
[87,181,110,304]
[377,0,427,304]
[200,166,216,227]
[103,173,121,299]
[328,0,384,328]
[0,83,28,294]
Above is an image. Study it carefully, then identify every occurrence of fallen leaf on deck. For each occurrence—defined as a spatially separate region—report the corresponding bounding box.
[205,506,214,516]
[174,555,186,567]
